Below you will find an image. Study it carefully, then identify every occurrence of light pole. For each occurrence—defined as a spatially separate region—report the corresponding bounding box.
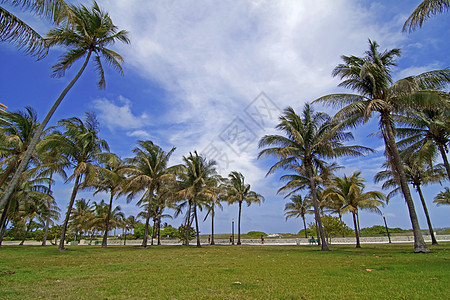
[232,219,235,245]
[383,215,391,243]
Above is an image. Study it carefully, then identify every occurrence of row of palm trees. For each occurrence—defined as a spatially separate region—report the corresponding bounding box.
[258,39,449,252]
[0,108,264,249]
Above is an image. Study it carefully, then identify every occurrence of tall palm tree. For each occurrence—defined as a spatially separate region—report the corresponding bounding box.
[1,0,73,58]
[375,159,445,245]
[174,151,218,247]
[323,171,386,248]
[314,40,450,252]
[284,195,312,239]
[226,171,264,245]
[122,141,176,248]
[94,153,125,248]
[403,0,450,32]
[434,187,450,206]
[0,1,130,212]
[40,113,109,250]
[258,104,371,251]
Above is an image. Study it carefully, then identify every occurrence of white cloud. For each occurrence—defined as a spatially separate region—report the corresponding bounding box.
[92,96,150,131]
[126,130,152,140]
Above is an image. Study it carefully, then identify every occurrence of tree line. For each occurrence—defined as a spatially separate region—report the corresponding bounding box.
[0,0,449,253]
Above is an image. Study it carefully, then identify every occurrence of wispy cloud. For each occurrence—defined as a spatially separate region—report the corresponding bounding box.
[92,96,150,131]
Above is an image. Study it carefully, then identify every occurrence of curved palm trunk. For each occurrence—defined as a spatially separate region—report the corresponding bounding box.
[306,161,328,251]
[438,144,450,180]
[102,193,114,248]
[416,185,438,245]
[352,212,361,248]
[382,119,429,253]
[19,217,33,246]
[302,215,307,239]
[237,201,242,245]
[210,205,215,245]
[58,174,81,251]
[0,51,92,211]
[193,202,201,248]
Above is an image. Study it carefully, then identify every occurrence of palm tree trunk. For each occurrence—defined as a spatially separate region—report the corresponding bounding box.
[0,197,12,247]
[142,192,154,248]
[102,193,114,248]
[0,51,92,211]
[193,202,201,248]
[356,212,361,236]
[185,203,192,246]
[142,213,151,248]
[339,213,345,237]
[58,174,81,251]
[382,119,429,253]
[19,218,33,246]
[210,205,215,245]
[416,185,438,245]
[237,201,242,245]
[314,219,321,246]
[157,217,161,245]
[42,175,53,246]
[352,212,361,248]
[302,215,307,239]
[151,218,156,246]
[42,210,50,246]
[306,161,329,251]
[438,144,450,180]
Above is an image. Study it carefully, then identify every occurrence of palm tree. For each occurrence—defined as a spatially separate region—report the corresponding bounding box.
[40,113,109,250]
[375,159,445,245]
[284,195,312,239]
[174,151,218,247]
[226,171,264,245]
[0,1,130,212]
[403,0,450,32]
[1,0,73,58]
[203,176,225,245]
[34,146,67,246]
[434,187,450,206]
[0,107,40,240]
[314,40,450,252]
[396,97,450,180]
[122,141,176,248]
[323,171,385,248]
[69,198,94,241]
[94,153,125,248]
[258,104,371,251]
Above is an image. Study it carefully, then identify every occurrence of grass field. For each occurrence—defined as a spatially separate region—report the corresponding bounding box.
[0,243,448,299]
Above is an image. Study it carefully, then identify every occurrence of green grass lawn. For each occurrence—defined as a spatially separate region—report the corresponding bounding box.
[0,243,448,299]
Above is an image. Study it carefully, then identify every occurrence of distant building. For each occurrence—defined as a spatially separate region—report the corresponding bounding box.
[0,103,7,110]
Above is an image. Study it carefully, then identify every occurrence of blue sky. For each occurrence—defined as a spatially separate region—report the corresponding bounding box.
[1,0,449,235]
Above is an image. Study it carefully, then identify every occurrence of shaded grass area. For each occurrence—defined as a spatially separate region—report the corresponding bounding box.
[0,243,448,299]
